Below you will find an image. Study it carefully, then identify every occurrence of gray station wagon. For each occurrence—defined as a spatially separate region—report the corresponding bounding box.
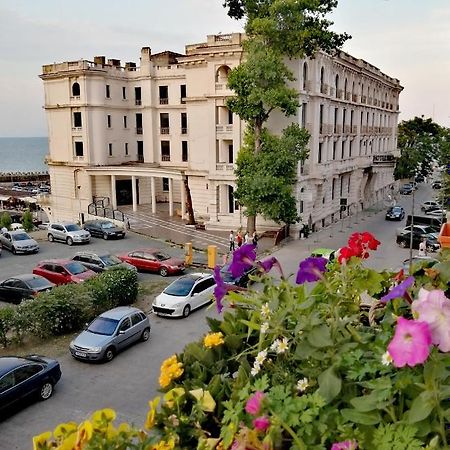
[47,222,90,246]
[0,231,39,254]
[69,306,150,362]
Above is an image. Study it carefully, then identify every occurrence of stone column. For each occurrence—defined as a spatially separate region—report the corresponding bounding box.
[86,173,93,205]
[180,178,186,219]
[151,176,156,214]
[168,178,174,216]
[111,175,117,210]
[131,175,137,212]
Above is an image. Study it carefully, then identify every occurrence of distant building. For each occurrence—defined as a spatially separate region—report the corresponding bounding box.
[39,33,402,233]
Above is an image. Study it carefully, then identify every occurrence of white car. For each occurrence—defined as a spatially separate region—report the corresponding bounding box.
[425,208,446,217]
[152,273,216,318]
[420,201,440,212]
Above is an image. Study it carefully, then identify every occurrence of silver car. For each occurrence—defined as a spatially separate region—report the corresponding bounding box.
[71,252,137,273]
[47,222,90,246]
[69,306,150,362]
[0,230,39,254]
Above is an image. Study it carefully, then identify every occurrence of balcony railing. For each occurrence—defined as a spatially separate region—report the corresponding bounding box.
[352,125,358,134]
[345,92,351,101]
[215,163,235,171]
[159,98,168,105]
[160,127,170,134]
[344,125,351,133]
[352,94,358,102]
[181,127,188,134]
[70,96,81,101]
[135,99,142,106]
[320,84,329,95]
[303,80,312,91]
[73,155,85,162]
[180,97,186,104]
[72,127,82,132]
[136,127,143,135]
[137,154,144,162]
[373,154,395,165]
[330,87,336,97]
[335,124,342,134]
[216,124,233,133]
[361,96,367,104]
[161,155,171,162]
[337,88,343,99]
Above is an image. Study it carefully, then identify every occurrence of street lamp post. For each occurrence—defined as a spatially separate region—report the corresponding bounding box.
[409,180,416,274]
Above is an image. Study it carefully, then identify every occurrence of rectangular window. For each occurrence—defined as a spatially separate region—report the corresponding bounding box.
[182,141,188,162]
[332,179,335,200]
[107,115,111,128]
[161,141,170,161]
[73,112,82,128]
[180,84,186,103]
[342,109,346,129]
[348,176,351,194]
[125,143,129,156]
[160,113,170,134]
[349,139,353,157]
[137,141,144,162]
[181,113,187,134]
[301,103,307,128]
[74,141,84,157]
[106,84,110,98]
[300,200,304,214]
[136,113,143,134]
[162,177,169,192]
[350,110,354,128]
[123,116,127,128]
[319,105,324,134]
[135,87,141,105]
[122,86,126,100]
[333,141,337,160]
[334,108,338,133]
[159,86,168,104]
[318,142,323,163]
[341,140,344,159]
[340,176,344,196]
[108,143,113,156]
[228,144,234,163]
[228,109,233,124]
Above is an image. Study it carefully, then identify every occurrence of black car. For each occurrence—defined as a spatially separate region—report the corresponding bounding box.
[0,355,61,415]
[83,220,126,240]
[432,181,442,190]
[385,206,405,221]
[396,232,440,252]
[220,263,259,288]
[399,184,413,195]
[415,174,425,183]
[0,274,54,304]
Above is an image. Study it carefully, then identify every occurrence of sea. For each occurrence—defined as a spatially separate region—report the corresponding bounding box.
[0,137,48,174]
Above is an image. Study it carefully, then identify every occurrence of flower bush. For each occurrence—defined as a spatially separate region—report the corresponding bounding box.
[35,237,450,449]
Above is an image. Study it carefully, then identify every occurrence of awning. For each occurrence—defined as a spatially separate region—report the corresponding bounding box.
[21,196,37,203]
[0,195,11,201]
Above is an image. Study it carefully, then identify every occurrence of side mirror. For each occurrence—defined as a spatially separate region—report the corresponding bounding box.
[192,292,199,297]
[118,330,125,335]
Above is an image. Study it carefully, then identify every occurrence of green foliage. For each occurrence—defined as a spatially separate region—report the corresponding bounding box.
[21,209,34,232]
[0,212,12,230]
[0,307,14,347]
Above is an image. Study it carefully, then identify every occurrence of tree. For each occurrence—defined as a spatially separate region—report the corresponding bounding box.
[0,212,12,231]
[22,209,34,232]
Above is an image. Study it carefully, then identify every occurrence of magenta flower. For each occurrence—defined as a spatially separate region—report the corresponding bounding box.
[252,416,270,432]
[213,266,236,313]
[229,244,257,278]
[381,276,415,303]
[245,391,265,416]
[257,256,284,278]
[387,317,432,368]
[296,256,328,284]
[412,288,450,352]
[331,440,358,450]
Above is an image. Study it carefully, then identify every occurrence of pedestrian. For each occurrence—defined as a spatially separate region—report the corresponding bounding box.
[126,217,131,230]
[418,237,427,257]
[244,231,251,244]
[1,226,7,234]
[229,230,235,252]
[252,230,259,247]
[236,230,243,247]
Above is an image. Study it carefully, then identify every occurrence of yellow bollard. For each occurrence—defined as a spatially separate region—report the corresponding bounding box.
[185,242,193,266]
[207,245,217,269]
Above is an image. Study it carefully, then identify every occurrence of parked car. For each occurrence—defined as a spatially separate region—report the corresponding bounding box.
[415,174,425,183]
[396,232,440,252]
[405,215,444,231]
[0,274,54,304]
[0,230,39,254]
[32,259,97,285]
[10,223,24,231]
[421,201,440,212]
[432,181,442,189]
[425,208,447,217]
[399,184,413,195]
[117,249,185,276]
[69,306,150,362]
[71,252,137,273]
[220,263,259,288]
[0,355,61,415]
[400,224,439,237]
[83,220,126,240]
[152,273,216,318]
[47,222,90,246]
[385,205,405,221]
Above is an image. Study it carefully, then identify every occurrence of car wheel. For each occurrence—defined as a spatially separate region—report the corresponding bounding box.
[426,245,435,253]
[141,327,150,341]
[159,267,168,277]
[38,381,53,400]
[398,240,407,248]
[48,234,54,242]
[66,237,73,246]
[104,347,115,362]
[103,233,108,240]
[11,246,16,255]
[182,305,191,318]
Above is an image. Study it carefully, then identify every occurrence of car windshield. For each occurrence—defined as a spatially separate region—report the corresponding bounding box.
[100,222,115,229]
[423,233,437,241]
[155,252,171,261]
[392,207,402,213]
[65,262,88,275]
[12,233,30,241]
[100,255,122,266]
[26,277,51,289]
[65,224,81,232]
[164,278,196,296]
[87,317,119,336]
[220,264,237,282]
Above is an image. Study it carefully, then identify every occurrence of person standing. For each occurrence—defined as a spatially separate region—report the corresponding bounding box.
[244,231,251,244]
[229,231,235,252]
[252,230,259,247]
[236,231,243,247]
[418,237,427,257]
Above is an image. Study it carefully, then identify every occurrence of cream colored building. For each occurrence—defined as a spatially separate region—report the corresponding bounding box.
[39,33,402,233]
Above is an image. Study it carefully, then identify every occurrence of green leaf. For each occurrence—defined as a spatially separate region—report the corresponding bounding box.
[341,408,381,425]
[307,324,333,348]
[317,366,341,403]
[406,391,435,424]
[350,392,379,412]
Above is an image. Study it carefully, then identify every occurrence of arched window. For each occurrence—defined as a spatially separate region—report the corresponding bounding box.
[215,65,231,83]
[72,82,80,97]
[335,74,339,98]
[302,62,308,90]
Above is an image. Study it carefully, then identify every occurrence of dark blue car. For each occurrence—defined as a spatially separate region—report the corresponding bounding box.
[0,355,61,415]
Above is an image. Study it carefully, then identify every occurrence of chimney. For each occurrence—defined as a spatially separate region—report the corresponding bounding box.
[108,59,121,67]
[94,56,105,66]
[125,62,136,70]
[141,47,151,63]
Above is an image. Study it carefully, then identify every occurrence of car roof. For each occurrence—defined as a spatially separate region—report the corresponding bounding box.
[99,306,143,320]
[0,357,33,375]
[8,230,30,235]
[38,259,73,265]
[50,221,78,226]
[128,248,163,253]
[5,274,47,282]
[86,219,112,224]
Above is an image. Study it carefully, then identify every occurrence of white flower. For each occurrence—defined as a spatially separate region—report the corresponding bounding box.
[381,351,393,366]
[261,303,270,319]
[270,340,279,352]
[255,349,268,366]
[297,378,309,392]
[260,322,269,334]
[276,337,289,354]
[251,363,261,376]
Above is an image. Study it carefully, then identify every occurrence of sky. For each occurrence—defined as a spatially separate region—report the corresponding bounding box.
[1,0,449,137]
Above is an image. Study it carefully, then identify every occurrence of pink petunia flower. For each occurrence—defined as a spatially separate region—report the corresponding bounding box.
[252,416,270,432]
[412,288,450,352]
[331,440,358,450]
[387,317,432,367]
[245,391,265,416]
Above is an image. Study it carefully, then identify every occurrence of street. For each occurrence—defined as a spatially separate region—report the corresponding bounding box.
[0,181,441,448]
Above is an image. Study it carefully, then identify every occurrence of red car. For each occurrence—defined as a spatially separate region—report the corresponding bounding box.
[117,248,185,277]
[32,259,97,285]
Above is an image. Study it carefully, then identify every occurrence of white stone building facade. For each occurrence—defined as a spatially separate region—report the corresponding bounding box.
[39,33,402,233]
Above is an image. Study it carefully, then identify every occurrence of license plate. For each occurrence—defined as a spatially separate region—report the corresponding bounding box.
[75,351,86,357]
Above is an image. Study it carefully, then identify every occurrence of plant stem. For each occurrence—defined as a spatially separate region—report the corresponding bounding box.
[279,420,307,450]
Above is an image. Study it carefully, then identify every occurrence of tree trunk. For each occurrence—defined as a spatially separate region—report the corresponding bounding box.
[183,176,196,225]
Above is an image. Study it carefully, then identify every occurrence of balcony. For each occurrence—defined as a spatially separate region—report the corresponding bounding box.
[161,155,171,162]
[181,128,188,135]
[73,155,85,162]
[180,97,186,104]
[335,124,342,134]
[216,124,233,134]
[70,96,81,101]
[352,125,358,134]
[159,98,168,105]
[136,127,143,135]
[137,154,144,162]
[330,87,336,97]
[345,92,351,101]
[215,163,235,171]
[72,127,82,132]
[373,154,395,166]
[352,94,358,102]
[337,89,343,99]
[160,127,170,135]
[320,84,329,95]
[135,99,142,106]
[361,96,367,104]
[344,125,351,133]
[303,80,312,92]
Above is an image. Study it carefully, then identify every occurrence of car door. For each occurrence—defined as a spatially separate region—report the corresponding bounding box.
[191,279,215,309]
[2,232,12,251]
[127,251,144,269]
[129,313,146,343]
[0,370,17,410]
[142,252,159,272]
[10,364,44,402]
[51,264,71,285]
[114,317,133,349]
[0,279,28,303]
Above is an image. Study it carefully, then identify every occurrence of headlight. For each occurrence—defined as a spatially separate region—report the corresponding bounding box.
[69,340,75,348]
[89,347,102,353]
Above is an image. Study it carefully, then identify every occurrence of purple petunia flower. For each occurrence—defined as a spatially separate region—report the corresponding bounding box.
[381,276,415,303]
[229,244,257,278]
[213,266,229,313]
[257,256,284,278]
[296,257,328,284]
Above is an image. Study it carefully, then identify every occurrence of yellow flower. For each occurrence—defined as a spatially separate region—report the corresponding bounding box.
[159,355,184,388]
[75,420,93,448]
[92,408,116,428]
[55,433,77,450]
[189,388,216,412]
[145,397,160,429]
[151,438,175,450]
[54,422,78,439]
[33,431,51,450]
[204,332,225,348]
[164,387,185,408]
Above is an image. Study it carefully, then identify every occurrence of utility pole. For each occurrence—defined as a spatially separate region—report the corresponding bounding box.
[409,182,415,274]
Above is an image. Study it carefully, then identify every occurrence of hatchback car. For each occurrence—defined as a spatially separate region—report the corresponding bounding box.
[69,306,150,362]
[83,220,126,240]
[0,355,61,415]
[118,249,185,276]
[32,259,97,285]
[153,273,216,317]
[432,181,442,189]
[0,230,39,254]
[0,275,54,304]
[396,232,440,252]
[421,201,440,212]
[399,184,413,195]
[385,206,405,221]
[71,252,137,273]
[47,222,90,246]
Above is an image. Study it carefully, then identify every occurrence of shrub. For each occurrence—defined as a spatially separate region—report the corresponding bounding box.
[0,212,12,230]
[21,209,34,232]
[0,307,14,347]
